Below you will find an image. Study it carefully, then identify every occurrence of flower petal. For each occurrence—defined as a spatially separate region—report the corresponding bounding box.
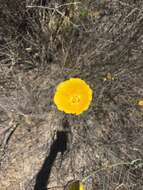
[54,78,93,115]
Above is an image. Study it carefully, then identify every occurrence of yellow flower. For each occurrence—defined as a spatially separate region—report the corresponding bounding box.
[67,180,85,190]
[54,78,93,115]
[138,100,143,107]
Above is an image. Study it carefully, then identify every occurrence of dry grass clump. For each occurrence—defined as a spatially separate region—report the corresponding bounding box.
[0,0,143,190]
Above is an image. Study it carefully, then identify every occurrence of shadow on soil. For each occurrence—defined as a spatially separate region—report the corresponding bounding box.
[34,131,68,190]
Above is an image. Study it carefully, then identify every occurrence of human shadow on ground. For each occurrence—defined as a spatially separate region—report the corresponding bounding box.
[34,130,69,190]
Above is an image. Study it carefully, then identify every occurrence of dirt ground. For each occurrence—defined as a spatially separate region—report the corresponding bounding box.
[0,0,143,190]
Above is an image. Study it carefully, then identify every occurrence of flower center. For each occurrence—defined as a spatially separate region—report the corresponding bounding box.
[71,95,80,104]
